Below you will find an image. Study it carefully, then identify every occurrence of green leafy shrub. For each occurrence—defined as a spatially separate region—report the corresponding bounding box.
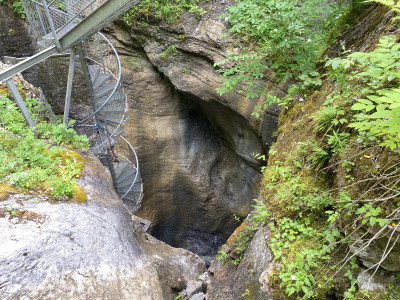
[0,95,88,198]
[215,0,352,100]
[313,106,347,133]
[0,0,26,18]
[216,249,229,265]
[268,216,341,298]
[325,35,400,150]
[124,0,205,25]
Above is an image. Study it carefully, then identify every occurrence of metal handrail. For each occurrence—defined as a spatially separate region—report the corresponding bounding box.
[72,32,123,127]
[119,136,140,200]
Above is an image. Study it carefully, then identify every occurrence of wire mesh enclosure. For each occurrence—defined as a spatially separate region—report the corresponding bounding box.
[21,0,140,50]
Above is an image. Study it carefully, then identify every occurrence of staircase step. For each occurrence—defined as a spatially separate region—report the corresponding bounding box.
[37,39,49,50]
[117,169,136,185]
[94,81,117,98]
[117,178,138,190]
[124,188,143,198]
[117,175,136,189]
[123,189,143,203]
[100,110,126,116]
[115,162,135,178]
[95,98,126,111]
[94,90,125,106]
[88,65,100,82]
[98,113,127,125]
[117,175,136,188]
[115,161,131,176]
[42,22,78,43]
[98,119,121,129]
[93,73,111,90]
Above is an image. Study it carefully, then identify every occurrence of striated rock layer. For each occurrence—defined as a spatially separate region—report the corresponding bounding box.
[102,3,281,256]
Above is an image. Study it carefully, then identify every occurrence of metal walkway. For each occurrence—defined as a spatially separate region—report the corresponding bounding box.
[0,0,143,212]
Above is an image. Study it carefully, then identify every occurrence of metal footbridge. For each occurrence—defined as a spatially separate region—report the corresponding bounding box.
[0,0,143,212]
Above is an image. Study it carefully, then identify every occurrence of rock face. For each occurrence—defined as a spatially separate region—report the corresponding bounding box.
[207,225,273,300]
[134,225,206,299]
[0,152,205,300]
[349,226,400,272]
[102,3,280,256]
[0,5,35,60]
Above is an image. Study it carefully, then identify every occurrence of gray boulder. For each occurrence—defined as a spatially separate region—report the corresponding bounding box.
[0,153,203,299]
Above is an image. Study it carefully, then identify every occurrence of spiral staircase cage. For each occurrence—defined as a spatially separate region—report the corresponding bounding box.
[73,32,128,155]
[0,0,144,211]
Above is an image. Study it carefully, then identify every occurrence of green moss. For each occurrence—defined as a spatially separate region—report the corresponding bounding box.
[72,184,87,203]
[0,85,11,98]
[0,183,18,201]
[355,287,400,300]
[123,0,205,25]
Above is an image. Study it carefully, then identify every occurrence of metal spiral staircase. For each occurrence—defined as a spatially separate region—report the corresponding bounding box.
[0,0,143,212]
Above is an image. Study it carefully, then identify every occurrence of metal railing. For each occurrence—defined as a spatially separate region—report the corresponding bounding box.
[33,88,58,125]
[73,32,128,155]
[21,0,138,50]
[116,136,143,208]
[22,0,100,48]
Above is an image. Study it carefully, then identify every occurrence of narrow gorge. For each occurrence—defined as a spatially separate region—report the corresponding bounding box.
[1,0,400,299]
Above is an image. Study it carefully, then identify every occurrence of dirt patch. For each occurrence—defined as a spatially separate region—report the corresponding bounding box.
[0,207,47,225]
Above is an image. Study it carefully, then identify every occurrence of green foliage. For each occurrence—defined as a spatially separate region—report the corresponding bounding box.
[0,95,88,198]
[269,216,340,299]
[0,0,26,18]
[216,249,229,265]
[370,0,400,14]
[251,198,270,225]
[257,11,400,298]
[343,269,358,300]
[355,204,389,227]
[308,141,330,170]
[124,0,205,25]
[174,292,184,300]
[12,0,25,18]
[313,106,347,132]
[326,130,349,156]
[160,45,177,60]
[265,158,333,213]
[325,35,400,150]
[242,288,251,298]
[215,0,352,101]
[6,203,17,216]
[232,224,254,263]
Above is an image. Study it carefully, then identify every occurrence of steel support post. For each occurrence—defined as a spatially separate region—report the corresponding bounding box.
[42,0,62,50]
[6,79,35,128]
[76,43,96,109]
[63,46,77,125]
